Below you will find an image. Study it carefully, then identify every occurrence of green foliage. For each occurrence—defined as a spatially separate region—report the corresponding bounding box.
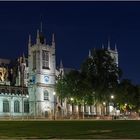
[56,48,121,106]
[56,49,140,112]
[116,79,140,112]
[56,70,93,105]
[81,49,121,103]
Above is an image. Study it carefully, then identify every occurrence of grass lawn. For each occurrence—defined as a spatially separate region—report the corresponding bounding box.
[0,120,139,139]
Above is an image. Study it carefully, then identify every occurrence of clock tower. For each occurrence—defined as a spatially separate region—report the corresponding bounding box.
[28,29,56,118]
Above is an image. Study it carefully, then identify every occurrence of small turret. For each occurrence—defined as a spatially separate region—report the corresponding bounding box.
[102,44,104,49]
[115,43,117,52]
[22,53,26,63]
[28,34,31,47]
[40,21,43,33]
[60,59,64,77]
[88,50,92,58]
[108,39,110,50]
[60,60,63,69]
[36,29,40,44]
[52,33,55,47]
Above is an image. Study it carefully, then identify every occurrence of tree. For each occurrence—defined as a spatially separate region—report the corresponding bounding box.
[56,48,122,109]
[116,79,140,113]
[57,70,81,104]
[81,49,122,103]
[56,69,94,106]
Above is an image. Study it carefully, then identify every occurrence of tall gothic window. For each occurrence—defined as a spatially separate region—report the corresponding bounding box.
[33,51,36,69]
[44,90,49,100]
[42,50,49,69]
[3,99,9,112]
[14,100,20,113]
[24,100,29,113]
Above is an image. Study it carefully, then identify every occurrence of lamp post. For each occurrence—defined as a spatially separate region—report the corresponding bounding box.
[22,86,24,120]
[70,98,74,118]
[26,94,29,119]
[103,102,106,115]
[110,95,115,117]
[70,97,74,101]
[53,91,56,120]
[124,103,127,116]
[111,95,114,100]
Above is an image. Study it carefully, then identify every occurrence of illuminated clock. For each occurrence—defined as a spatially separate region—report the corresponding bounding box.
[44,75,49,83]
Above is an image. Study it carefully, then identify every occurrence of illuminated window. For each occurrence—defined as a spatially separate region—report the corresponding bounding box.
[14,100,20,113]
[24,100,29,113]
[33,51,36,69]
[44,90,49,100]
[3,99,9,112]
[42,50,49,69]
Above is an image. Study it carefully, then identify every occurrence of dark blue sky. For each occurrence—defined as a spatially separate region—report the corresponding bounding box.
[0,1,140,84]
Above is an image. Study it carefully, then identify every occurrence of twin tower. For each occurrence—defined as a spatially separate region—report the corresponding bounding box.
[28,29,56,117]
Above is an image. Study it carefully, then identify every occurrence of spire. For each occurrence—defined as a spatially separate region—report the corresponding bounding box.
[108,39,110,50]
[36,29,40,44]
[40,21,43,33]
[115,43,117,52]
[19,56,22,64]
[52,33,55,42]
[60,60,63,69]
[22,53,26,63]
[28,34,31,46]
[52,33,55,47]
[102,44,104,49]
[88,50,92,58]
[60,60,64,76]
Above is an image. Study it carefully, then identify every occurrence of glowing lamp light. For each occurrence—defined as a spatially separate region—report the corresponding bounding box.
[111,95,114,99]
[70,97,74,101]
[103,102,106,105]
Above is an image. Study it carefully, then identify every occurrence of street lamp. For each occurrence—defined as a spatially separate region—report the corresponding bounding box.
[70,98,74,117]
[103,102,106,105]
[21,88,24,120]
[111,95,114,99]
[110,95,115,117]
[53,91,56,120]
[70,97,74,101]
[103,102,106,115]
[124,103,128,116]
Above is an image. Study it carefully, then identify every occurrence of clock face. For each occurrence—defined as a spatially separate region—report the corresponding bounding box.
[44,75,49,83]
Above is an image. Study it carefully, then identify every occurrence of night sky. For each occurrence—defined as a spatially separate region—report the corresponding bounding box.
[0,1,140,84]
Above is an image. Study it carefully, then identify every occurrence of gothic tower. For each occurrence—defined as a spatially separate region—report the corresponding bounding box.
[28,29,56,118]
[107,41,118,66]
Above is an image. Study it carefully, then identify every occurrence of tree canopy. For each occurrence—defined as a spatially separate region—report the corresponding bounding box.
[56,48,140,113]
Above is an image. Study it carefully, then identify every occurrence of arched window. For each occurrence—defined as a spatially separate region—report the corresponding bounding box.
[44,90,49,100]
[3,99,9,112]
[24,100,29,113]
[14,100,20,113]
[42,50,49,69]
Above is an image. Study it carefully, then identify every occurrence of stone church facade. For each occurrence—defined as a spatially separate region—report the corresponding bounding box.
[0,28,118,119]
